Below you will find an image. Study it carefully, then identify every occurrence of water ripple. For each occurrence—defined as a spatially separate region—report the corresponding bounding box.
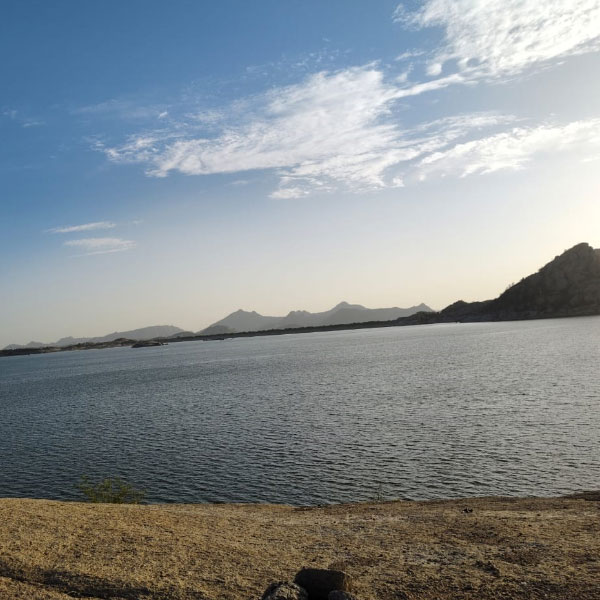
[0,317,599,504]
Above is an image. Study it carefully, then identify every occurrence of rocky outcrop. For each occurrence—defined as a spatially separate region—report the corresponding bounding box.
[328,592,358,600]
[261,569,354,600]
[261,582,308,600]
[293,568,353,600]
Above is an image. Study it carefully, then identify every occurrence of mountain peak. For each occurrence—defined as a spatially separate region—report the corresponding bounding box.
[286,310,310,317]
[334,301,350,308]
[330,301,366,312]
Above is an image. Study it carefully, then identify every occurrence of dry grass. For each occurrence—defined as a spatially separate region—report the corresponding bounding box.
[0,495,598,599]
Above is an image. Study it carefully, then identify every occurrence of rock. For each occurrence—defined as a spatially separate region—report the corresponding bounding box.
[475,560,500,577]
[328,591,358,600]
[294,568,352,600]
[261,581,308,600]
[131,340,165,348]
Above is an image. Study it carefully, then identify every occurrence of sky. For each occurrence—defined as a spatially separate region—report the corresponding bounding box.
[2,0,600,346]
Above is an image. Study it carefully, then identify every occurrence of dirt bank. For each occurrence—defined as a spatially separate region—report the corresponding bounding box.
[0,494,598,599]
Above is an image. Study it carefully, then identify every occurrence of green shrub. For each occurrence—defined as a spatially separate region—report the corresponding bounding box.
[76,476,145,504]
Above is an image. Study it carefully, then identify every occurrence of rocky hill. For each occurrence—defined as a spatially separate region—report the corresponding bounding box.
[3,341,47,351]
[4,325,185,351]
[488,242,600,319]
[407,242,600,324]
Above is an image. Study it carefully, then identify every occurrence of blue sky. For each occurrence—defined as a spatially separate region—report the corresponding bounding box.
[2,0,600,346]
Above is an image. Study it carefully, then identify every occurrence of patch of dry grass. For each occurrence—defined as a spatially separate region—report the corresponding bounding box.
[0,495,598,599]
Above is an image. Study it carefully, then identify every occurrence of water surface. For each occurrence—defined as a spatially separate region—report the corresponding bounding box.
[1,317,598,504]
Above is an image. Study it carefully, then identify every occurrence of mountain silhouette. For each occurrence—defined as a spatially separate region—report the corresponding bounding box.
[7,243,598,351]
[4,325,185,350]
[200,301,433,334]
[407,242,600,324]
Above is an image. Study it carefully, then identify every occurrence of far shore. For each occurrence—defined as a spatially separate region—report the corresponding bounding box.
[1,492,598,599]
[2,315,429,357]
[3,311,600,358]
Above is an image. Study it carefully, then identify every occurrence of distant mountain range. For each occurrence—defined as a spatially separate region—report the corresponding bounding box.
[199,301,433,335]
[3,303,432,350]
[6,242,599,351]
[4,325,185,351]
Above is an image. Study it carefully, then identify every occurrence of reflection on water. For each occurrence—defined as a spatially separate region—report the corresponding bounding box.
[1,317,599,504]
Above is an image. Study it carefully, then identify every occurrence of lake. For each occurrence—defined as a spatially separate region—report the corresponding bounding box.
[1,317,598,504]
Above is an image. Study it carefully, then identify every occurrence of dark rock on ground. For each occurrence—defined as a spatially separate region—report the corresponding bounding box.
[475,560,501,577]
[294,568,352,600]
[261,581,308,600]
[328,591,358,600]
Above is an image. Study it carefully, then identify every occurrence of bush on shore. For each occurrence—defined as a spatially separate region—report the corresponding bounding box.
[76,476,145,504]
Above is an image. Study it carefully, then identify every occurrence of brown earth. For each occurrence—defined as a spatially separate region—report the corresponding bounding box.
[0,494,598,599]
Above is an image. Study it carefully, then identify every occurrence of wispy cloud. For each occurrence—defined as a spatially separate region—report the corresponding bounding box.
[395,0,600,81]
[102,66,411,197]
[414,118,600,180]
[395,49,426,62]
[64,237,136,256]
[242,47,346,82]
[47,221,116,234]
[270,186,312,200]
[97,59,600,197]
[91,0,600,200]
[395,72,468,98]
[101,68,509,199]
[74,99,167,120]
[3,108,44,128]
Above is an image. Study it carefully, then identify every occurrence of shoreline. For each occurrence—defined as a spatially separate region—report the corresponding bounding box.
[3,311,600,358]
[1,492,598,599]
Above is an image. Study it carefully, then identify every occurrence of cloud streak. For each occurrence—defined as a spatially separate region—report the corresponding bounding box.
[415,118,600,180]
[74,99,168,120]
[3,108,44,128]
[48,221,116,234]
[64,237,136,256]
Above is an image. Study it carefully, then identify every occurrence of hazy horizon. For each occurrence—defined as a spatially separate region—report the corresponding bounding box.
[3,1,600,348]
[5,299,437,346]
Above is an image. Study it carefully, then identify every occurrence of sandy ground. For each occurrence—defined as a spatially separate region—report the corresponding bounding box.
[0,494,598,599]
